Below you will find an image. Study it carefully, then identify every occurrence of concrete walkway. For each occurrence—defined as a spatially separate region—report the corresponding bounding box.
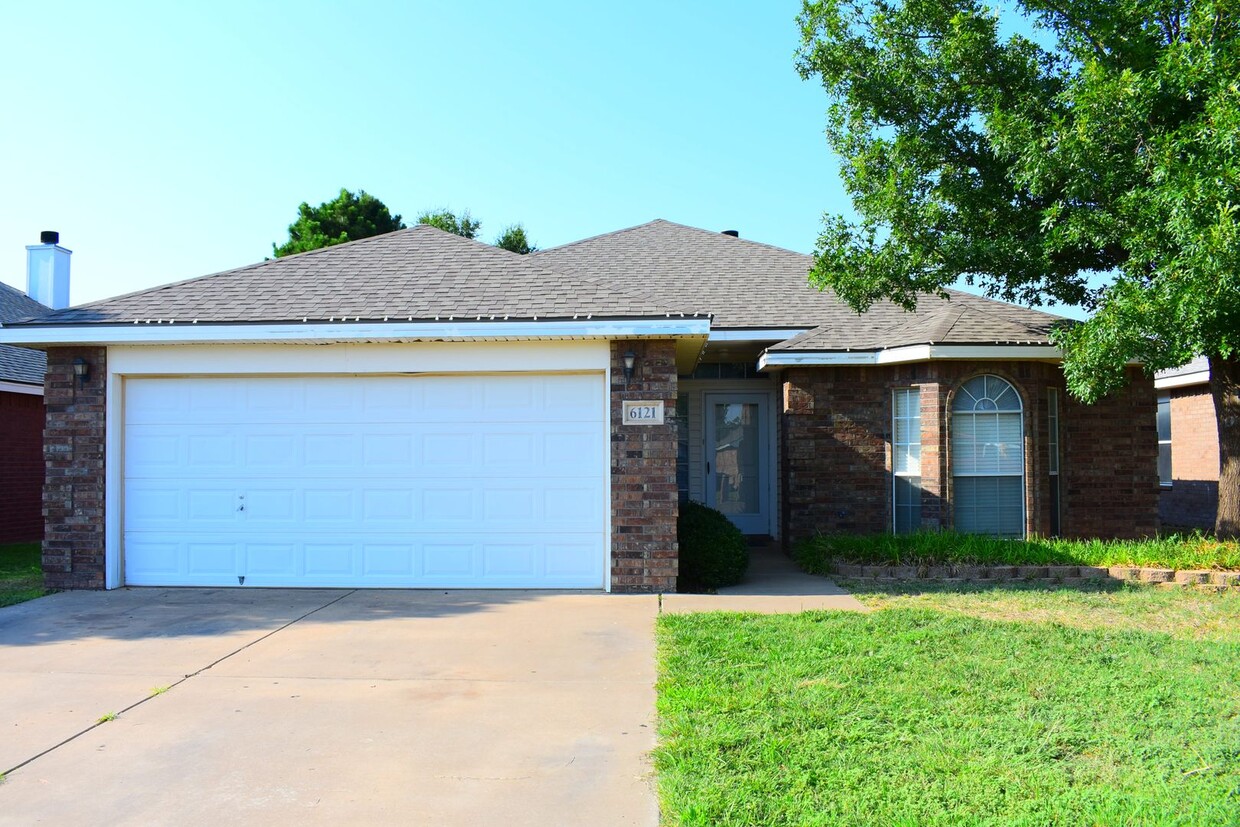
[0,559,858,825]
[0,589,659,826]
[661,545,867,614]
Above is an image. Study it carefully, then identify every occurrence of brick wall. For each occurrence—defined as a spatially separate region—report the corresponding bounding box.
[781,366,889,540]
[43,347,107,589]
[1159,386,1219,530]
[610,340,679,592]
[0,390,45,543]
[780,361,1159,543]
[1060,367,1160,538]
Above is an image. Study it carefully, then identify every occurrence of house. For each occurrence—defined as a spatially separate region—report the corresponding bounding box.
[0,232,69,544]
[0,220,1158,593]
[1155,357,1219,531]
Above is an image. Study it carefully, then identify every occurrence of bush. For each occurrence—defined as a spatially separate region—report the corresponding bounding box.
[677,500,748,592]
[792,531,1240,573]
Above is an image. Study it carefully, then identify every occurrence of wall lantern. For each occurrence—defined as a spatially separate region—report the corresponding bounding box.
[622,350,638,385]
[72,357,90,388]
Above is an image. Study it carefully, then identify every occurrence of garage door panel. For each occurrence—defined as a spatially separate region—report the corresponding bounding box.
[127,425,603,479]
[124,374,606,588]
[126,533,603,588]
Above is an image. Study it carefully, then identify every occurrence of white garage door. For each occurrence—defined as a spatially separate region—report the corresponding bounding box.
[123,374,606,588]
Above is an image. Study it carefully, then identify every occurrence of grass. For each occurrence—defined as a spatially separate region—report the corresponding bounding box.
[0,543,47,608]
[794,531,1240,572]
[656,583,1240,826]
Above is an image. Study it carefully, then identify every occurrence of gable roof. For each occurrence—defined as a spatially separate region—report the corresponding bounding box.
[14,225,702,327]
[533,219,1062,345]
[0,282,47,386]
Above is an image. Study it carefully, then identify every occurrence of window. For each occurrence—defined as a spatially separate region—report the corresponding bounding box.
[1157,393,1172,487]
[1048,388,1061,536]
[892,388,921,534]
[951,375,1024,537]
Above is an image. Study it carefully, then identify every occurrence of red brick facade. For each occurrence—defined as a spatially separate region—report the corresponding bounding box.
[0,390,45,543]
[1160,387,1219,530]
[780,362,1159,543]
[610,340,679,592]
[43,347,107,590]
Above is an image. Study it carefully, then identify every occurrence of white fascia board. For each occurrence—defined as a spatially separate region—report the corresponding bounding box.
[758,343,1062,370]
[1155,369,1210,389]
[708,328,811,342]
[0,379,43,395]
[0,317,712,347]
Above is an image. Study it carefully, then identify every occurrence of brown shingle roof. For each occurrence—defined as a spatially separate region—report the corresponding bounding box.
[18,225,700,326]
[534,219,1062,346]
[0,281,47,384]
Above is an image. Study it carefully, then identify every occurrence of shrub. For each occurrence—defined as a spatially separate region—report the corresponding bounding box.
[677,500,748,592]
[792,531,1240,573]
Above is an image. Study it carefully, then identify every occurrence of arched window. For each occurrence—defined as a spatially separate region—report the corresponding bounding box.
[951,375,1025,537]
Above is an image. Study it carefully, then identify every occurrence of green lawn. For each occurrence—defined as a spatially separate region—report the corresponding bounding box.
[656,582,1240,826]
[794,531,1240,572]
[0,543,47,608]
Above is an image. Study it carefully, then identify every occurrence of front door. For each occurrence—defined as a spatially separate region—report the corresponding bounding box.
[704,392,771,534]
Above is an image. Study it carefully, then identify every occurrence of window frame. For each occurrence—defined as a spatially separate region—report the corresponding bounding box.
[1157,392,1172,488]
[891,387,922,534]
[950,374,1026,538]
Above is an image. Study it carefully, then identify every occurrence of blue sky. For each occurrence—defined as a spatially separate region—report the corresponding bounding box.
[0,1,1084,317]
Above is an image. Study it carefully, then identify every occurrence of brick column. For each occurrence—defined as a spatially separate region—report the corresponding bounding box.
[610,340,678,593]
[917,381,947,530]
[43,347,107,589]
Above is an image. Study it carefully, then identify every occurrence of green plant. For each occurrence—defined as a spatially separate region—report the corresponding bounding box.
[150,685,170,696]
[676,500,748,592]
[793,531,1240,573]
[0,543,47,608]
[656,589,1240,825]
[97,712,117,724]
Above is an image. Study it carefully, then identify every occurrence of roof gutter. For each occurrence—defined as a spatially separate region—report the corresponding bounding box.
[757,343,1063,370]
[0,317,712,347]
[1154,368,1210,390]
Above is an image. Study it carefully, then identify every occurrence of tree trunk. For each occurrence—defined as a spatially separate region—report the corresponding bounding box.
[1210,354,1240,539]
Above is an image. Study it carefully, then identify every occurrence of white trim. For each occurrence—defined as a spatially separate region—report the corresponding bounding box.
[0,318,711,347]
[105,372,123,589]
[603,357,613,594]
[108,340,610,376]
[758,343,1062,370]
[1155,370,1210,389]
[709,328,810,342]
[0,380,42,396]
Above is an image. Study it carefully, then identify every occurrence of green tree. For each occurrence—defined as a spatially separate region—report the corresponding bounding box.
[797,0,1240,536]
[495,224,537,254]
[273,188,405,257]
[416,208,482,239]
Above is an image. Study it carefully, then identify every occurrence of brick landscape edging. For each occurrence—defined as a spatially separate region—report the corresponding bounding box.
[828,563,1240,590]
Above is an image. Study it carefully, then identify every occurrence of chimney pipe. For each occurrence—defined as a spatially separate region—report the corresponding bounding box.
[26,231,72,310]
[721,229,739,238]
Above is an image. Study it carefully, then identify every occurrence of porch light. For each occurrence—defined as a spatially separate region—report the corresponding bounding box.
[72,357,90,387]
[622,351,638,385]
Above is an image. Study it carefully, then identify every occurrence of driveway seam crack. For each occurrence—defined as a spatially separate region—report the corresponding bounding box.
[1,590,357,779]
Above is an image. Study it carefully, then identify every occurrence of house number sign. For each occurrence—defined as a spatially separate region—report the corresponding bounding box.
[622,400,664,425]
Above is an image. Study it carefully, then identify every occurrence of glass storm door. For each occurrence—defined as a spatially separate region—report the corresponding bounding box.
[704,393,770,534]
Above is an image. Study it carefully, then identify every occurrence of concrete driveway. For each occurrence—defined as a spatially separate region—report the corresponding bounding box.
[0,588,659,826]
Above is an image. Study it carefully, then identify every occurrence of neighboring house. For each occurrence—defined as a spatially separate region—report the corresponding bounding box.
[1155,357,1219,531]
[0,220,1158,593]
[0,272,55,544]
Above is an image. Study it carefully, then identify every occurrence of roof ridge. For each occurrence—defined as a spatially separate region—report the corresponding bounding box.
[534,218,816,261]
[532,219,671,255]
[942,287,1064,324]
